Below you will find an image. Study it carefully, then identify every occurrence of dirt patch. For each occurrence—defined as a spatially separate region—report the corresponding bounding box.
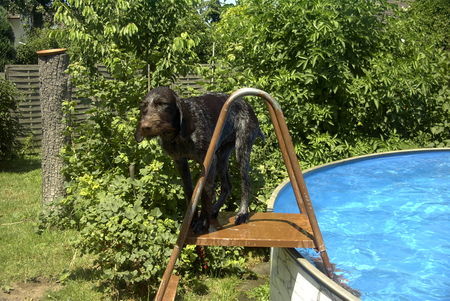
[0,278,60,301]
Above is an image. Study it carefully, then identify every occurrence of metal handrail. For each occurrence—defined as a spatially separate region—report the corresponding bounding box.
[155,88,333,300]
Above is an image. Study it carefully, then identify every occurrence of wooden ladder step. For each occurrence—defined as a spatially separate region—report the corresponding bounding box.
[186,212,315,248]
[161,274,180,301]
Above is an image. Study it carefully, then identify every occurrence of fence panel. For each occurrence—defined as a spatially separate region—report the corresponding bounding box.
[173,71,209,97]
[5,65,42,148]
[5,64,209,149]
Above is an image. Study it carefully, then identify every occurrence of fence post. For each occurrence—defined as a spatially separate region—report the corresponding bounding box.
[37,48,69,210]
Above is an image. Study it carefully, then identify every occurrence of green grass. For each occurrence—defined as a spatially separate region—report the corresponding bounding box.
[0,157,103,300]
[180,273,270,301]
[0,158,269,300]
[181,276,242,300]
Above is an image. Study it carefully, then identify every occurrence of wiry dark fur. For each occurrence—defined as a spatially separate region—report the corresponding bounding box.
[135,87,263,233]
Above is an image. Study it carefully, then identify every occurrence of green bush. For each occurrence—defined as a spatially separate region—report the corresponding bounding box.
[0,7,16,71]
[203,0,449,158]
[246,282,270,301]
[15,28,62,64]
[76,188,179,292]
[192,0,449,201]
[345,2,450,147]
[0,78,21,159]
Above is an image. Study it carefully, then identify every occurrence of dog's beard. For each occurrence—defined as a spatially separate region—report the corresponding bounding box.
[136,122,178,142]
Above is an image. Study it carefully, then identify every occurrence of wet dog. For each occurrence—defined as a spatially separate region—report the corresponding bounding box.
[135,87,263,233]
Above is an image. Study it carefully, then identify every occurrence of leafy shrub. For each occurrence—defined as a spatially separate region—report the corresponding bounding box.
[408,0,449,50]
[345,2,450,147]
[76,188,179,292]
[209,0,389,136]
[193,0,450,204]
[0,78,21,159]
[246,282,270,301]
[15,28,63,64]
[0,7,16,71]
[204,0,449,161]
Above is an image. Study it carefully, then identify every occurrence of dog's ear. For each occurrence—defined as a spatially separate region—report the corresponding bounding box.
[175,96,194,138]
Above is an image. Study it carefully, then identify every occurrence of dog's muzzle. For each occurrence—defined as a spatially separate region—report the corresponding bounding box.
[135,122,154,142]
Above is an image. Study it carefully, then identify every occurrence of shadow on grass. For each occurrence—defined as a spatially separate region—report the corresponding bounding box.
[0,157,41,173]
[187,278,210,296]
[67,267,102,282]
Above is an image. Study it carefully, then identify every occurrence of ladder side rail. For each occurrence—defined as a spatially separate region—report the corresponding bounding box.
[228,89,332,276]
[266,103,306,213]
[155,88,332,299]
[154,176,206,300]
[248,88,332,277]
[267,99,333,277]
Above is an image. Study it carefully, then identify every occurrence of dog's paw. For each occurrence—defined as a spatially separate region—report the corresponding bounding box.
[191,216,210,234]
[208,223,218,233]
[234,212,249,225]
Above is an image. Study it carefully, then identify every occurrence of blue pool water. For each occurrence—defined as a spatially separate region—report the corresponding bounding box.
[273,150,450,300]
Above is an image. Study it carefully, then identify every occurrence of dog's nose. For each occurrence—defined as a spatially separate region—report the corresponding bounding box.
[140,122,152,132]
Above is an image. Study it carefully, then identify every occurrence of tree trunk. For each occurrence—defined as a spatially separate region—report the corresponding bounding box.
[37,48,69,210]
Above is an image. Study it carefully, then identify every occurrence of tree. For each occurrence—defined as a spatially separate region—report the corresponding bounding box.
[0,0,53,28]
[200,0,223,23]
[38,49,70,209]
[54,0,198,85]
[209,0,389,156]
[0,6,16,71]
[408,0,449,50]
[351,0,450,146]
[206,0,449,163]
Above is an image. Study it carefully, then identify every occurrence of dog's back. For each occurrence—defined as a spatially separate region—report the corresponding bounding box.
[180,93,263,152]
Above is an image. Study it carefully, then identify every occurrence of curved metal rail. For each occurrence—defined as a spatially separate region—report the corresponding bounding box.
[155,88,333,300]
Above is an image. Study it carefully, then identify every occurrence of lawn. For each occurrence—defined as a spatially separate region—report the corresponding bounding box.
[0,158,269,300]
[0,158,108,300]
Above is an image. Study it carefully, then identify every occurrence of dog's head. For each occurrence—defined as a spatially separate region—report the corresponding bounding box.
[135,87,184,142]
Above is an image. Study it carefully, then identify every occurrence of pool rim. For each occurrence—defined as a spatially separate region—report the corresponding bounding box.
[266,147,450,300]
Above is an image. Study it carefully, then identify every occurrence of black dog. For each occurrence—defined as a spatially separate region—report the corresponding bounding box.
[135,87,263,234]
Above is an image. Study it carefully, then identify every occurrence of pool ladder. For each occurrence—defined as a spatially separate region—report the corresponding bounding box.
[155,88,333,300]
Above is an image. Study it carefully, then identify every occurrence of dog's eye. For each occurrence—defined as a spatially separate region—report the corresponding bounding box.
[154,99,169,107]
[140,101,148,110]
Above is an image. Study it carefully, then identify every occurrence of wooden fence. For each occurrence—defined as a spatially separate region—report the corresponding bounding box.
[4,64,208,149]
[6,65,44,148]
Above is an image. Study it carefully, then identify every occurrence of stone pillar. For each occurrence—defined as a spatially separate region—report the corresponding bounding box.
[37,48,69,209]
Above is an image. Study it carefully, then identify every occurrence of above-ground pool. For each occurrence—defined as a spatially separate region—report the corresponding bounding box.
[272,149,450,300]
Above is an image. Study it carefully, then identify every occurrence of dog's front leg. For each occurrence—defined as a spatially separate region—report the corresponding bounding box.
[174,158,193,206]
[212,144,234,218]
[235,142,253,225]
[192,157,217,234]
